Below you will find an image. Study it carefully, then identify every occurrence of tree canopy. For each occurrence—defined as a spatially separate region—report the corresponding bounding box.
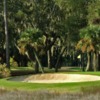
[0,0,100,72]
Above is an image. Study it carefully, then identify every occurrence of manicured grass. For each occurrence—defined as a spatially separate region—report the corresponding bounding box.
[11,66,100,76]
[11,67,34,76]
[11,67,34,71]
[0,67,100,93]
[63,71,100,76]
[0,78,100,92]
[0,72,100,92]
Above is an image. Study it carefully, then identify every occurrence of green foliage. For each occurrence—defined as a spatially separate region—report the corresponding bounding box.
[88,0,100,24]
[20,28,42,42]
[18,28,45,55]
[77,25,100,52]
[0,64,10,78]
[27,61,35,67]
[0,0,100,69]
[15,10,25,20]
[10,57,18,68]
[80,25,100,39]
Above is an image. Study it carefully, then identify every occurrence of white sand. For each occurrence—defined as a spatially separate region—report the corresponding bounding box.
[9,74,100,83]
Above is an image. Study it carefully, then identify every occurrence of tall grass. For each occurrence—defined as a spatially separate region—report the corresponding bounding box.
[0,88,100,100]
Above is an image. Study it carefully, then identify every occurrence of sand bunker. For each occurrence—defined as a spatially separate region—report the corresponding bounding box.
[9,74,100,83]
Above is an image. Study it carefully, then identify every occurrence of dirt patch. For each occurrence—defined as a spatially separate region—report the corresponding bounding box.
[9,74,100,83]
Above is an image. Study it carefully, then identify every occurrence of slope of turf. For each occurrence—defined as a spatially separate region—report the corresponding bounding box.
[0,71,100,92]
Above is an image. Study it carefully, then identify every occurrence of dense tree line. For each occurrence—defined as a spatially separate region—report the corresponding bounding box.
[0,0,100,73]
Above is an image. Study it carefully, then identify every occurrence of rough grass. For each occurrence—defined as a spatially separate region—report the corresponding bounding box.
[0,88,100,100]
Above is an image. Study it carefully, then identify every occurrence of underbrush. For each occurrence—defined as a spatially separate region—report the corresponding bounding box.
[0,64,10,78]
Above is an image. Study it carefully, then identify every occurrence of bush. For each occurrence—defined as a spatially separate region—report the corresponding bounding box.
[27,61,35,67]
[0,64,10,78]
[10,57,18,68]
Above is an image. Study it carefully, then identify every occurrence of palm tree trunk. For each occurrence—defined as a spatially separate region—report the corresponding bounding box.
[97,52,100,71]
[33,50,44,73]
[86,52,93,71]
[93,52,97,71]
[85,53,90,71]
[4,0,10,68]
[34,61,39,73]
[81,53,85,71]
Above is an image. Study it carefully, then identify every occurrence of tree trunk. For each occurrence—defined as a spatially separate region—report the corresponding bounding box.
[85,52,93,71]
[81,53,85,72]
[86,52,90,71]
[4,0,10,68]
[25,51,39,73]
[55,47,67,72]
[97,52,100,71]
[93,52,97,71]
[47,50,51,69]
[34,61,39,73]
[33,51,44,73]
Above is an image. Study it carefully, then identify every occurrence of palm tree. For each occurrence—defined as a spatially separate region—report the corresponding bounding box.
[17,28,44,73]
[76,25,100,71]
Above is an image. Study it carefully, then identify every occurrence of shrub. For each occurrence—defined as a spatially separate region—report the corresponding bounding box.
[27,61,35,67]
[0,64,10,78]
[10,57,18,68]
